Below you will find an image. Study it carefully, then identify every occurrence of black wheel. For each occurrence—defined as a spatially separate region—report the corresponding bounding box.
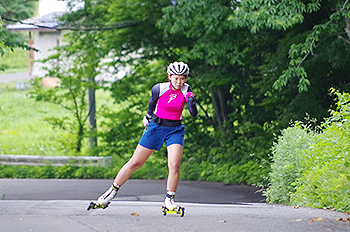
[162,206,167,216]
[87,202,95,211]
[179,207,185,217]
[103,202,111,209]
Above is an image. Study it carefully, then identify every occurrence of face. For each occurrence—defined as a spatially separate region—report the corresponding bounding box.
[168,74,186,90]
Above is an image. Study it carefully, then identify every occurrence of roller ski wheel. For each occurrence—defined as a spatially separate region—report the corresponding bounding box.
[87,201,110,211]
[162,205,185,217]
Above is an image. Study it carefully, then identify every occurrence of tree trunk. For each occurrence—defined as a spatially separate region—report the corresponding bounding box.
[77,125,84,153]
[210,86,230,128]
[345,18,350,40]
[88,85,97,149]
[211,88,223,128]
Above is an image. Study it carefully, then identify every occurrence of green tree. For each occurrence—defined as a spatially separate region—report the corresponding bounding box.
[80,0,275,184]
[158,0,280,164]
[30,30,105,153]
[103,0,350,183]
[30,0,144,154]
[34,0,350,184]
[231,0,350,92]
[0,18,10,58]
[0,0,36,49]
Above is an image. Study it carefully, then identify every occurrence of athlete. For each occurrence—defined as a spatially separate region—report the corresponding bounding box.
[88,61,197,212]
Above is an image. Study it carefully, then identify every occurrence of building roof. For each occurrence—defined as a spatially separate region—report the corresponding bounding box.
[6,12,65,32]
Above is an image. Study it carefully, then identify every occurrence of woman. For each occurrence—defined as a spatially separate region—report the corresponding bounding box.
[88,61,197,212]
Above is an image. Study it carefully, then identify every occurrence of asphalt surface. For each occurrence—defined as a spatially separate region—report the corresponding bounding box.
[0,179,264,203]
[0,179,349,232]
[0,72,31,83]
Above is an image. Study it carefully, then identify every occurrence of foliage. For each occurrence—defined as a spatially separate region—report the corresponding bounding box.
[29,29,107,153]
[44,0,349,185]
[0,0,35,21]
[0,0,36,52]
[181,159,269,185]
[0,165,111,179]
[0,18,10,59]
[264,124,315,203]
[30,74,89,153]
[0,16,11,63]
[265,90,350,213]
[232,0,350,92]
[291,90,350,212]
[0,0,35,72]
[3,0,350,191]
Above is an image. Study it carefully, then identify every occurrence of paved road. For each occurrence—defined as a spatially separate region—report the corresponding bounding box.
[0,179,349,232]
[0,179,264,203]
[0,72,31,83]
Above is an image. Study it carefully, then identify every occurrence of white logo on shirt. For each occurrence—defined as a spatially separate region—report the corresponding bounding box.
[168,94,177,103]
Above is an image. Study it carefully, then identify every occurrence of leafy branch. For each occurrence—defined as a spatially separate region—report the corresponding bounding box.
[273,0,350,92]
[2,16,140,31]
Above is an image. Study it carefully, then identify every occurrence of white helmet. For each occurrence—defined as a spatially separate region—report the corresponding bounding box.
[167,61,190,76]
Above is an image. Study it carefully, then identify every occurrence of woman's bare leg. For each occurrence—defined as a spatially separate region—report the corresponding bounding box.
[166,144,183,192]
[113,144,154,186]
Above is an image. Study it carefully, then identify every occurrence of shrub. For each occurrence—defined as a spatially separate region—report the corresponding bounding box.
[290,90,350,212]
[264,125,314,203]
[265,89,350,213]
[181,159,269,185]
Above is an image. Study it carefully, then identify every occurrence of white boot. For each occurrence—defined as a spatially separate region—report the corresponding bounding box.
[97,183,119,207]
[164,191,177,210]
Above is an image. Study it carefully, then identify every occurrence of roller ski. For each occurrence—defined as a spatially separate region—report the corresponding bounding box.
[87,183,119,211]
[162,205,185,217]
[161,191,185,217]
[87,201,111,210]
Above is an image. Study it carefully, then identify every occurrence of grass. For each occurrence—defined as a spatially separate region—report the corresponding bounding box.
[0,81,119,156]
[0,81,122,179]
[0,82,71,155]
[0,48,29,73]
[0,68,28,74]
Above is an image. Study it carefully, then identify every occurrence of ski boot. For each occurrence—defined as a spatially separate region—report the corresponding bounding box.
[87,183,119,211]
[161,191,185,217]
